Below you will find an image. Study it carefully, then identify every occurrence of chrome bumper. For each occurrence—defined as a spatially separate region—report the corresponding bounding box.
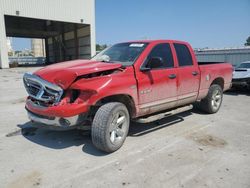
[27,111,85,129]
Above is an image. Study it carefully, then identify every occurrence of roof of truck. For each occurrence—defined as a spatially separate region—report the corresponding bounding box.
[126,39,189,44]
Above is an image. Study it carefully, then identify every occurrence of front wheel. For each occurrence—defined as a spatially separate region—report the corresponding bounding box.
[91,102,130,153]
[199,84,223,114]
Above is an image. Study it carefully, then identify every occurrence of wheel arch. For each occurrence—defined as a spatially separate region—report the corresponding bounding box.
[94,94,137,118]
[211,77,224,90]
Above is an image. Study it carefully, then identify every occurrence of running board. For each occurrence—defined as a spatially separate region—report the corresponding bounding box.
[135,104,193,123]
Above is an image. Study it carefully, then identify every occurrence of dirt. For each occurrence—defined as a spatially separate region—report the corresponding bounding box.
[6,129,22,137]
[12,98,26,104]
[7,171,42,188]
[188,132,227,148]
[6,127,37,137]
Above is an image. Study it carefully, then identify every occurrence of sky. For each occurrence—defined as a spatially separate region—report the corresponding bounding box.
[12,0,250,50]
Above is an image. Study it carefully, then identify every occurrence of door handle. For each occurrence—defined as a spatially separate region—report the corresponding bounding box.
[192,71,199,76]
[168,74,176,79]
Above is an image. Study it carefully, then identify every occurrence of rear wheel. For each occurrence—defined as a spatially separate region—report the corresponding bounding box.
[199,84,223,114]
[91,102,130,153]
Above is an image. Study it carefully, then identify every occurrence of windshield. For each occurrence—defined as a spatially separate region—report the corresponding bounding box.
[237,62,250,69]
[92,42,148,66]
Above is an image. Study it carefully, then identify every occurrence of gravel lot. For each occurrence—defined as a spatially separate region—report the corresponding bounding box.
[0,67,250,188]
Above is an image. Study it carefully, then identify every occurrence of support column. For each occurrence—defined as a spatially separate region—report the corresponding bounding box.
[0,15,9,69]
[45,38,50,65]
[90,1,96,57]
[61,25,66,61]
[74,24,79,59]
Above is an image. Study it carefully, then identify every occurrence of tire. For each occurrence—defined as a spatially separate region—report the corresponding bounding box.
[91,102,130,153]
[199,84,223,114]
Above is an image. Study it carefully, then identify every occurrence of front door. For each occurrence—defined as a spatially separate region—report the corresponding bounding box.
[136,43,178,115]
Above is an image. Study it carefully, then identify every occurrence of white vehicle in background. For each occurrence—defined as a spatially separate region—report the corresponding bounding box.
[232,61,250,90]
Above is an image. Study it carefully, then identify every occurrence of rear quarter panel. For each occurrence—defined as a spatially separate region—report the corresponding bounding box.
[198,63,232,100]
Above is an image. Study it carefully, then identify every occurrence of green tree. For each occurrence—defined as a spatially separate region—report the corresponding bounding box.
[96,44,101,51]
[245,36,250,46]
[96,44,108,52]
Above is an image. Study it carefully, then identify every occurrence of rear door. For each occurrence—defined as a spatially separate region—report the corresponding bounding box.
[136,43,178,114]
[173,43,200,105]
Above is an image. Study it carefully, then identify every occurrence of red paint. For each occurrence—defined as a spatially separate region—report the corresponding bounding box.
[35,60,122,89]
[25,40,233,119]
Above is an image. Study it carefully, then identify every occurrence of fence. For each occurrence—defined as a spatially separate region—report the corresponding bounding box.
[9,57,46,65]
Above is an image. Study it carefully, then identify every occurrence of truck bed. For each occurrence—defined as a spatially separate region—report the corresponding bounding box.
[197,62,232,100]
[198,61,226,65]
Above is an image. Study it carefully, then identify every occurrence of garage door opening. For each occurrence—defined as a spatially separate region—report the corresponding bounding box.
[5,15,92,66]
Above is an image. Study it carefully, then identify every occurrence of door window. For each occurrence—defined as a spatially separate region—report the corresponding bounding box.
[145,43,174,69]
[174,44,193,67]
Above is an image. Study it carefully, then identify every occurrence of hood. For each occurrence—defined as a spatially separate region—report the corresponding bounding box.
[233,68,250,79]
[34,60,122,89]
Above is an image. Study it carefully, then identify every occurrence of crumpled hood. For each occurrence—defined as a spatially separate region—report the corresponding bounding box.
[34,60,122,89]
[233,68,250,79]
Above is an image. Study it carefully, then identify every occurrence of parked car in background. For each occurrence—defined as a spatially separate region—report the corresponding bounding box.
[232,61,250,90]
[23,40,232,153]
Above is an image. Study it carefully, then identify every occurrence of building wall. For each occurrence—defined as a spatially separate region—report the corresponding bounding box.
[0,14,9,68]
[6,37,13,53]
[0,0,94,24]
[195,48,250,66]
[0,0,95,68]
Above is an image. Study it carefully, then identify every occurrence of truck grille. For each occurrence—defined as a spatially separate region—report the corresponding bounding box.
[23,73,63,104]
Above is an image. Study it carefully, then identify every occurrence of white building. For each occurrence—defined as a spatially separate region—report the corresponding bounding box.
[195,47,250,66]
[0,0,96,68]
[31,39,46,57]
[6,37,13,53]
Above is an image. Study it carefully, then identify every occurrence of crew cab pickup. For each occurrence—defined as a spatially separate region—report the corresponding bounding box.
[23,40,232,152]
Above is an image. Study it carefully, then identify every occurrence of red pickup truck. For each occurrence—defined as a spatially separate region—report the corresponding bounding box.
[23,40,232,152]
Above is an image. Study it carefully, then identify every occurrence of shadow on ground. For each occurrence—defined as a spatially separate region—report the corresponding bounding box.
[16,111,193,156]
[225,88,250,96]
[129,111,191,136]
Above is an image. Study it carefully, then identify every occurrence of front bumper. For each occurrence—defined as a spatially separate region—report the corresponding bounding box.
[25,99,89,130]
[25,98,89,117]
[27,110,88,130]
[27,111,83,130]
[232,78,250,87]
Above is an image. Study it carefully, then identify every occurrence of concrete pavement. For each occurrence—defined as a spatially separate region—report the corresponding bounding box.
[0,67,250,188]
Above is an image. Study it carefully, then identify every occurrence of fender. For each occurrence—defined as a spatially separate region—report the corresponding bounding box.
[69,66,138,107]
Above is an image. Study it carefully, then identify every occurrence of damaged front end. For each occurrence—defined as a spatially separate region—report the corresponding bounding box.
[23,73,64,105]
[23,73,90,130]
[23,60,125,130]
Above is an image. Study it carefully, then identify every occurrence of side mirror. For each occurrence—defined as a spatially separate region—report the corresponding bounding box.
[140,57,164,72]
[146,57,163,69]
[148,57,164,68]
